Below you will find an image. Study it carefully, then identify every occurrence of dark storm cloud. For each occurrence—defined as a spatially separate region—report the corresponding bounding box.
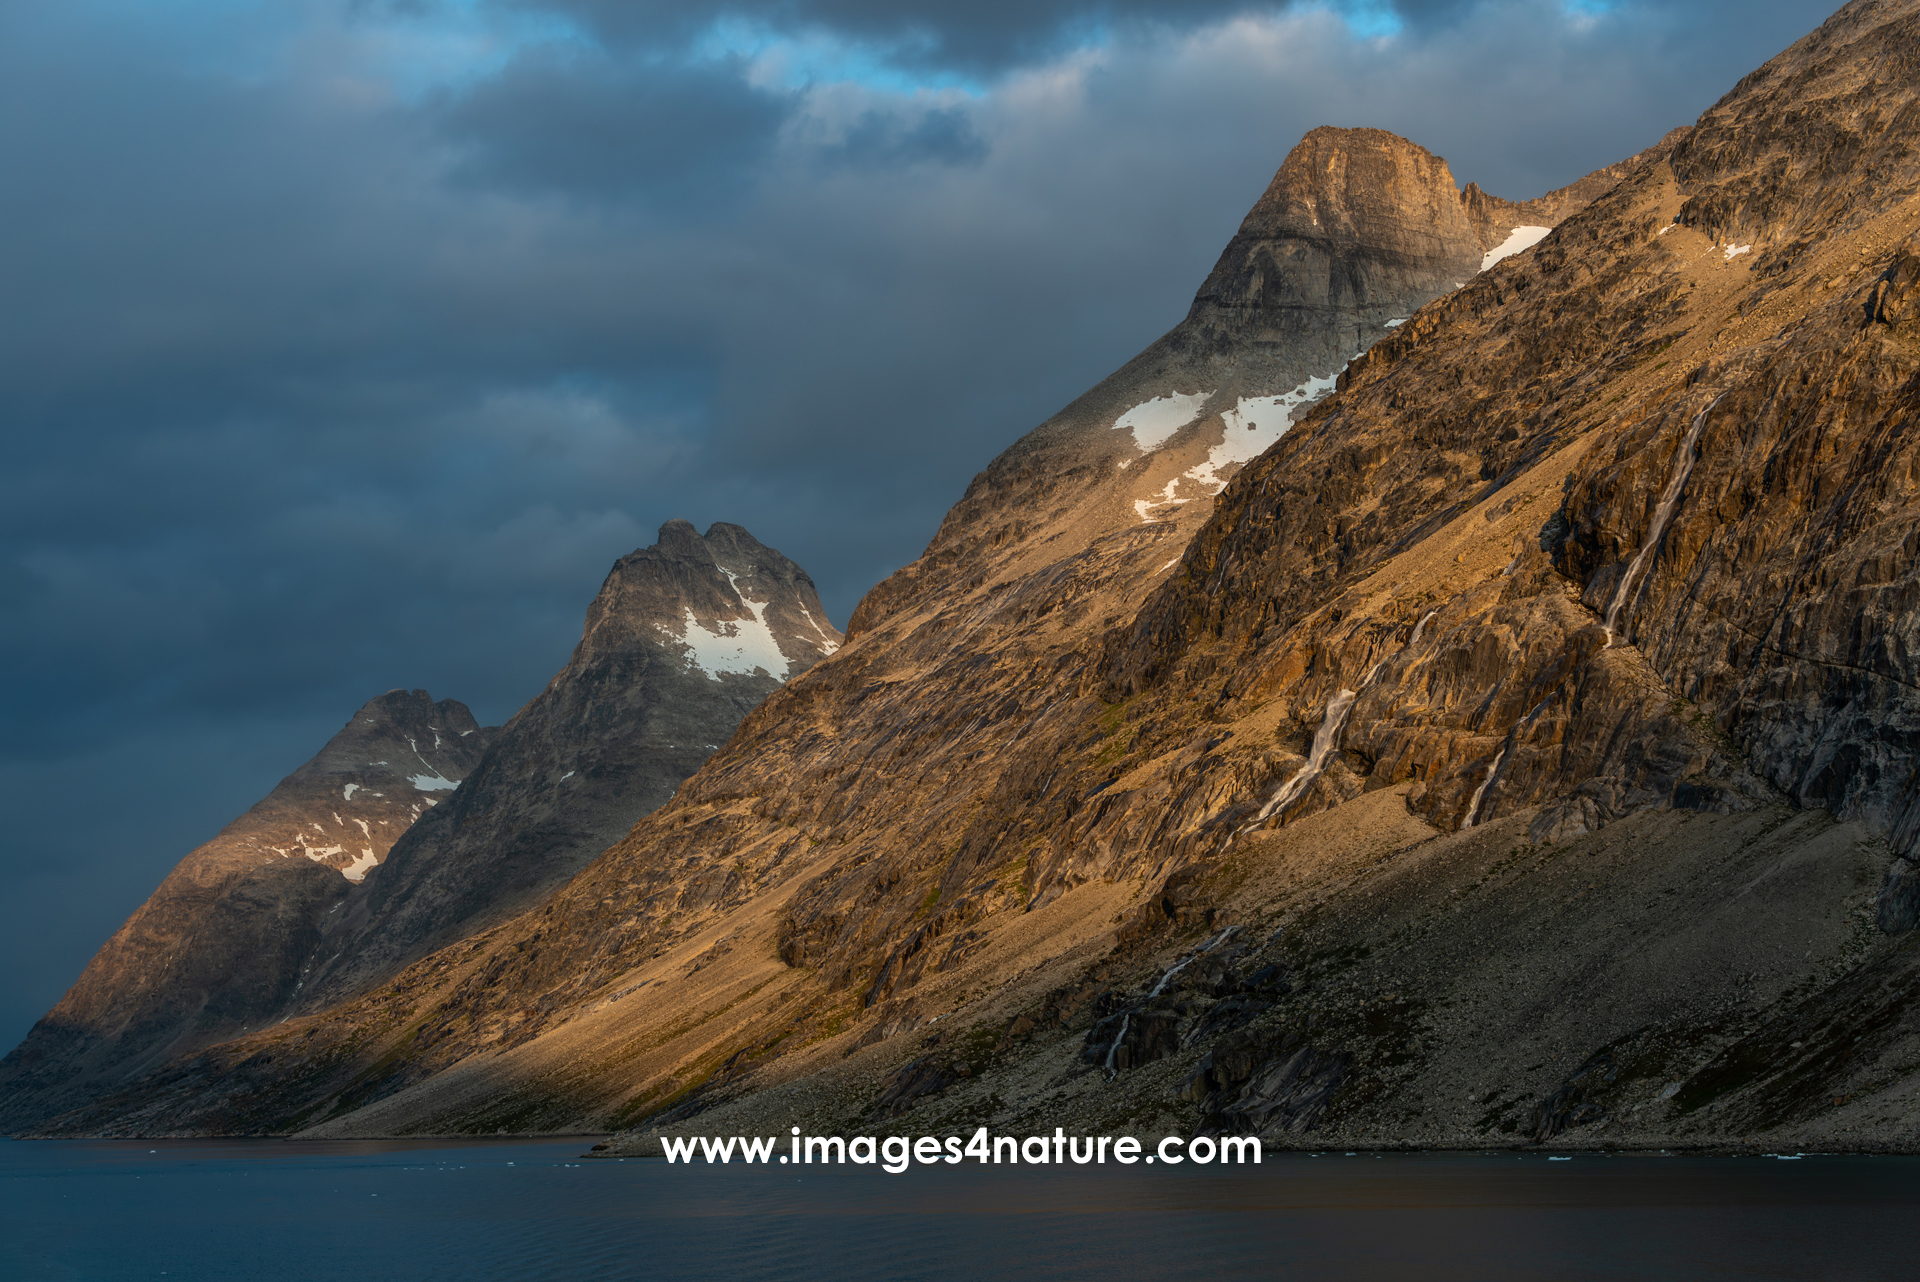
[434,48,794,205]
[0,0,1847,1046]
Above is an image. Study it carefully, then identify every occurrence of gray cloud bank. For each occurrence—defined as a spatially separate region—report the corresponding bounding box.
[0,0,1840,1045]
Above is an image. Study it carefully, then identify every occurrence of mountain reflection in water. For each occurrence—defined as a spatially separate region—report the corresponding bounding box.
[5,1139,1917,1280]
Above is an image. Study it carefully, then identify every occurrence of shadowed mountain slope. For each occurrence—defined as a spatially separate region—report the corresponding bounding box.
[0,690,492,1126]
[0,520,839,1132]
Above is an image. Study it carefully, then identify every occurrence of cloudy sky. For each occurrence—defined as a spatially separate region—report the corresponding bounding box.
[0,0,1840,1047]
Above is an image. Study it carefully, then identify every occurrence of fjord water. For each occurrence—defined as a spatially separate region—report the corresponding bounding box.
[5,1140,1919,1280]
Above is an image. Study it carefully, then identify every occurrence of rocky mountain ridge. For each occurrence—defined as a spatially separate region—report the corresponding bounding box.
[294,519,842,1008]
[0,520,839,1132]
[13,0,1920,1159]
[0,689,493,1124]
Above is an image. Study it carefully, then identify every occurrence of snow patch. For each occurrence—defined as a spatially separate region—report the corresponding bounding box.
[672,571,794,680]
[561,770,575,781]
[331,812,343,826]
[1113,391,1209,452]
[342,783,359,801]
[1658,223,1677,236]
[797,603,841,656]
[1384,318,1407,328]
[352,818,371,838]
[1480,225,1552,272]
[340,849,378,882]
[410,772,460,791]
[1182,372,1339,495]
[1723,243,1752,261]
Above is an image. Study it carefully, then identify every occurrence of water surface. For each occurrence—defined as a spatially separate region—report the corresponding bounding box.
[4,1139,1916,1280]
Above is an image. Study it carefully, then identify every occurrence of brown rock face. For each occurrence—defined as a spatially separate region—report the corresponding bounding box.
[852,126,1617,641]
[32,4,1920,1155]
[0,689,492,1127]
[1173,125,1484,376]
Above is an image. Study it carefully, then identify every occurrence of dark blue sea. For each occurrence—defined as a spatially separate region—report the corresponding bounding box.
[5,1138,1918,1280]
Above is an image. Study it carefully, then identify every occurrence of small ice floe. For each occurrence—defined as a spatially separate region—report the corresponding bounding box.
[1481,225,1552,272]
[1113,391,1209,452]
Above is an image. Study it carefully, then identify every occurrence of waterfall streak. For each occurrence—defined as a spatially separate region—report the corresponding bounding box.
[1106,926,1239,1081]
[1603,401,1718,645]
[1462,698,1552,828]
[1462,744,1509,828]
[1251,689,1357,824]
[1242,608,1443,832]
[1148,926,1240,998]
[1102,1014,1131,1080]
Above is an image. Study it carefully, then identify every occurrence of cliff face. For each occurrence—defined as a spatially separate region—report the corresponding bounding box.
[298,519,842,1005]
[0,689,492,1126]
[850,126,1612,641]
[27,1,1920,1155]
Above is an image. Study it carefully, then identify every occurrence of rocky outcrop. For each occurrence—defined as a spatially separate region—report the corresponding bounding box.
[0,689,492,1129]
[294,519,843,1005]
[850,126,1620,641]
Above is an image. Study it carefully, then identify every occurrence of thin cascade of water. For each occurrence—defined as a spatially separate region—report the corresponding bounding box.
[1248,688,1357,826]
[1462,743,1509,828]
[1242,609,1444,832]
[1102,1013,1131,1080]
[1408,609,1438,650]
[1603,400,1719,646]
[1147,925,1240,998]
[1462,697,1554,829]
[1105,926,1240,1080]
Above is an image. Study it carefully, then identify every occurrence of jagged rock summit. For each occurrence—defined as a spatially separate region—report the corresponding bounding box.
[852,126,1629,638]
[0,689,492,1124]
[0,519,839,1133]
[297,518,843,1004]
